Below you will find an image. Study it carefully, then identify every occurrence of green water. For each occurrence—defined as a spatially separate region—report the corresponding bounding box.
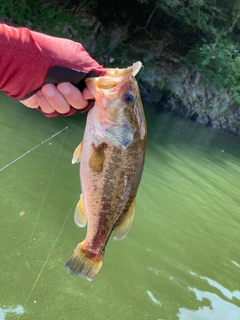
[0,92,240,320]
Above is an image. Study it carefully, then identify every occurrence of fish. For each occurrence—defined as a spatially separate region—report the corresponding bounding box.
[65,61,147,281]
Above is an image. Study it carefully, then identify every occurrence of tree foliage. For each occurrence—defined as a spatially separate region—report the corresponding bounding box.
[151,0,240,101]
[139,0,240,102]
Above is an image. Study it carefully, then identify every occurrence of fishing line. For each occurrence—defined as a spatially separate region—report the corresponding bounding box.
[0,126,68,172]
[14,126,69,302]
[24,126,69,252]
[21,193,79,311]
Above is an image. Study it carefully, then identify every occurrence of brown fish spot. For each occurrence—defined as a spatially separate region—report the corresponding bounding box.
[89,143,107,174]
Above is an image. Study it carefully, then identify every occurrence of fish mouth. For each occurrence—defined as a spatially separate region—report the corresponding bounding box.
[85,62,142,102]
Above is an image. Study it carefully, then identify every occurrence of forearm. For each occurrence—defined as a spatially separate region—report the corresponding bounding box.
[0,24,105,99]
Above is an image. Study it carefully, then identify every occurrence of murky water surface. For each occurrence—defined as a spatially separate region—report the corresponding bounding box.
[0,92,240,320]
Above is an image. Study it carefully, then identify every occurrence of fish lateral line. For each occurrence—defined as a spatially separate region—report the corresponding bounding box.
[0,126,68,172]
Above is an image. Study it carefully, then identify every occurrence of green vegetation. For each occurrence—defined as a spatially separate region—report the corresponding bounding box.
[183,40,240,103]
[152,0,240,103]
[0,0,90,40]
[0,0,240,102]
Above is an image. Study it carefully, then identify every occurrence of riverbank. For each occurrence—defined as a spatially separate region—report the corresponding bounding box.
[1,4,239,137]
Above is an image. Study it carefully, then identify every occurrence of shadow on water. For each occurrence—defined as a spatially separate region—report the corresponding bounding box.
[145,101,240,167]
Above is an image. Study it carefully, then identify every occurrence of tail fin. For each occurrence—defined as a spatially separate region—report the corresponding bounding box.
[65,242,103,281]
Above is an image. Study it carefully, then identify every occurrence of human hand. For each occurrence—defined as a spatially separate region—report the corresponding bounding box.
[20,82,94,118]
[0,24,106,117]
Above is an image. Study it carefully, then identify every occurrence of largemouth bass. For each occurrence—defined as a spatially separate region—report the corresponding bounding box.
[65,61,147,281]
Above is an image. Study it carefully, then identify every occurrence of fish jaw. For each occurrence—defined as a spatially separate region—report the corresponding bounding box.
[104,61,142,77]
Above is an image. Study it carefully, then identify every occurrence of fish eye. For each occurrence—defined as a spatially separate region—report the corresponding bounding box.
[124,92,135,102]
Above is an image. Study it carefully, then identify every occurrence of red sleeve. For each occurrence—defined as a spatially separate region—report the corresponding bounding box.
[0,24,105,99]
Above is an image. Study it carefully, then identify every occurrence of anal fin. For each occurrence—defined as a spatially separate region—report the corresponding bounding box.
[74,194,87,227]
[112,199,135,241]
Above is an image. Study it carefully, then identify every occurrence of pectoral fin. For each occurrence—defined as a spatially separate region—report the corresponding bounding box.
[74,194,87,227]
[105,124,135,149]
[112,199,135,241]
[72,141,83,164]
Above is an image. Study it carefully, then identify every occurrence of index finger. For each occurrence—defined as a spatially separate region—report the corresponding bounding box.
[57,83,90,110]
